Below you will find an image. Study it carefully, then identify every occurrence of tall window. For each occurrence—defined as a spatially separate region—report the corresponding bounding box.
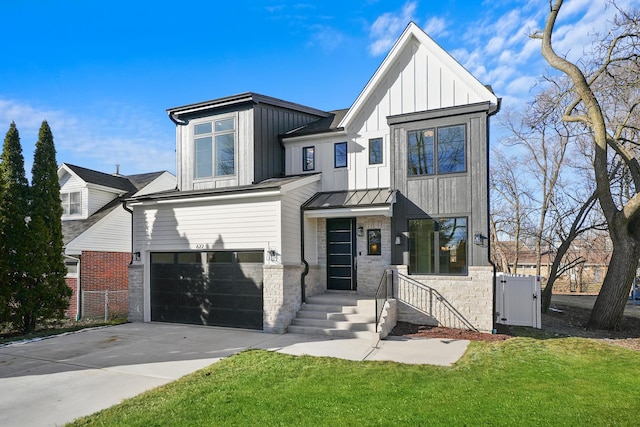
[409,217,467,275]
[194,117,235,178]
[369,138,383,165]
[61,192,81,215]
[334,142,347,168]
[303,146,315,171]
[408,124,466,176]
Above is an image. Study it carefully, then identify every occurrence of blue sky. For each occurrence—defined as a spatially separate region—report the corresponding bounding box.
[0,0,630,177]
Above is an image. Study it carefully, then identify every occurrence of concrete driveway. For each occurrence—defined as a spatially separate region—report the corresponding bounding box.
[0,322,468,426]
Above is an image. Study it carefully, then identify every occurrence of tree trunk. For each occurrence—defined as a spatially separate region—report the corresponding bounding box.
[588,238,640,330]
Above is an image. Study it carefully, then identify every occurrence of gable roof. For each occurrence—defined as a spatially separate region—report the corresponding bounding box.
[339,22,499,130]
[61,163,137,193]
[60,165,171,244]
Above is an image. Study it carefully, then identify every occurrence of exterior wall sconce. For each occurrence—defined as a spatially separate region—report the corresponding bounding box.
[132,251,141,262]
[395,234,402,245]
[268,249,277,261]
[357,226,364,237]
[474,232,488,247]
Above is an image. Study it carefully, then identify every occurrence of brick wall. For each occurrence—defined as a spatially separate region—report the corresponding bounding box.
[128,263,144,322]
[79,251,130,319]
[263,264,303,333]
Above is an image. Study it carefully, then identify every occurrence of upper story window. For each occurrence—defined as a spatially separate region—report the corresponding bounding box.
[61,191,81,215]
[408,124,466,176]
[369,138,383,165]
[303,146,315,171]
[334,142,347,168]
[194,117,235,179]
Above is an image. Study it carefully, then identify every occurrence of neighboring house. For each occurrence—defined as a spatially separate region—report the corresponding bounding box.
[59,163,176,319]
[494,235,613,293]
[127,22,500,332]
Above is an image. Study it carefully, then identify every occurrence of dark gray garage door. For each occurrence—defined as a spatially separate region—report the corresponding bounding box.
[150,251,263,330]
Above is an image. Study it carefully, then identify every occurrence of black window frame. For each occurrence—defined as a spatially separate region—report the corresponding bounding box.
[334,141,347,168]
[367,229,382,255]
[302,146,315,171]
[369,138,383,165]
[408,124,466,177]
[408,216,468,275]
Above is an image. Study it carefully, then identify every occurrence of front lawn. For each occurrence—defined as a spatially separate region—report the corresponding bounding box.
[68,337,640,426]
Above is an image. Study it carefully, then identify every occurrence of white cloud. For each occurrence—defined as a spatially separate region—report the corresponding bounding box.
[307,25,345,53]
[368,1,417,56]
[423,16,447,38]
[0,97,175,177]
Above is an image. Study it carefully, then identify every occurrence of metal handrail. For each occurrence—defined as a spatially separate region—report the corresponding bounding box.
[395,272,479,332]
[375,269,394,331]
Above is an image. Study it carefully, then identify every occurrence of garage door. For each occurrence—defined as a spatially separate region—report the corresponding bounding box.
[150,251,263,330]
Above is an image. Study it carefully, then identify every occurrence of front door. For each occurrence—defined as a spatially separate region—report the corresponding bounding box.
[326,218,357,291]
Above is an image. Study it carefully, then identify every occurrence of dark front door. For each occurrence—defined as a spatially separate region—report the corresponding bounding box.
[327,218,357,291]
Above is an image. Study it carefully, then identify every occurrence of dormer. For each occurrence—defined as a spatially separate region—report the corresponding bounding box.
[58,163,136,220]
[167,93,328,191]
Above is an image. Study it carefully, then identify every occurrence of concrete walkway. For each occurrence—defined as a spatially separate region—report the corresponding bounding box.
[0,323,468,427]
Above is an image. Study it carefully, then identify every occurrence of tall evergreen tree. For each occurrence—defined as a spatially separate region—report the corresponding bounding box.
[21,121,71,332]
[0,123,31,326]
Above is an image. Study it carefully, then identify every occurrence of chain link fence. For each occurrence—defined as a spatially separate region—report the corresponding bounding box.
[81,290,128,321]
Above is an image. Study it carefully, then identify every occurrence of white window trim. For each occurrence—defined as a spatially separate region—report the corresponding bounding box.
[192,112,238,180]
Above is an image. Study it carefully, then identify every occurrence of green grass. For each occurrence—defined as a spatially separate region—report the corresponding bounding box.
[68,337,640,426]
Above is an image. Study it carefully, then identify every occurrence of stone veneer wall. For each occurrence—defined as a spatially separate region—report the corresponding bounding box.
[394,265,494,332]
[128,263,144,322]
[263,264,303,333]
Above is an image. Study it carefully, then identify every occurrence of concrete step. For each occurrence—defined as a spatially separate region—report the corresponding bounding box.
[290,317,377,331]
[287,325,379,340]
[296,310,376,322]
[289,293,378,339]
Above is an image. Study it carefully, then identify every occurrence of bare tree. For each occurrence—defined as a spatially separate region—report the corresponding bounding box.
[533,0,640,330]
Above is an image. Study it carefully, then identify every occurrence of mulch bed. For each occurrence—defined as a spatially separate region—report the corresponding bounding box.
[390,303,640,351]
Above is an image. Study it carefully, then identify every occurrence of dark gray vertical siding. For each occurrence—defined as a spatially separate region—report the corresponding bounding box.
[389,104,491,269]
[252,105,322,183]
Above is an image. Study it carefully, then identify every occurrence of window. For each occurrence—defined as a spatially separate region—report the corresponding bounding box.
[408,124,466,176]
[303,146,315,171]
[367,229,381,255]
[369,138,383,165]
[194,117,235,178]
[409,217,467,275]
[61,192,81,215]
[334,142,347,168]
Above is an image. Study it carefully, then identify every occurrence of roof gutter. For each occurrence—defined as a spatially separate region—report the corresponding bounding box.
[168,111,188,126]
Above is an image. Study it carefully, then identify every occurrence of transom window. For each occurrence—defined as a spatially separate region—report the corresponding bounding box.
[408,124,466,176]
[303,146,315,171]
[194,117,236,178]
[409,217,467,275]
[334,142,347,168]
[369,138,383,165]
[61,191,81,215]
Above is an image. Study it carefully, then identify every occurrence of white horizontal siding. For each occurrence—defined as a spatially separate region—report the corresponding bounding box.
[133,197,281,255]
[88,188,118,216]
[66,207,131,254]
